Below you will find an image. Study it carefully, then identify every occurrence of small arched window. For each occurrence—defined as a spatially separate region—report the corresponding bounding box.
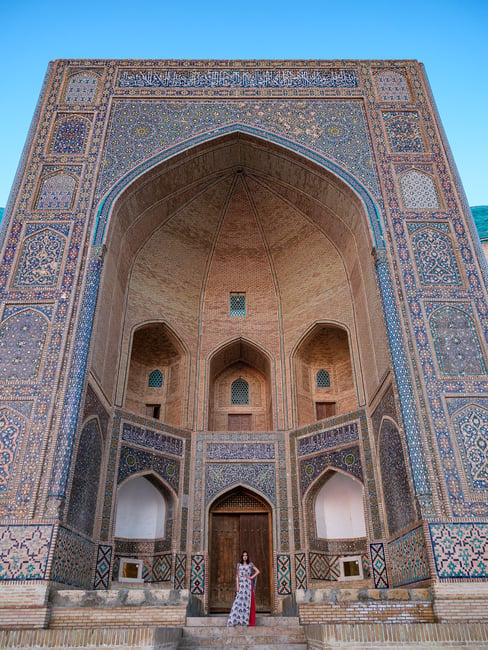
[148,369,163,388]
[231,378,249,405]
[316,369,330,388]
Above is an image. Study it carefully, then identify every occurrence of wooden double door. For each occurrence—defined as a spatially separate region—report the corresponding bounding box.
[209,491,271,612]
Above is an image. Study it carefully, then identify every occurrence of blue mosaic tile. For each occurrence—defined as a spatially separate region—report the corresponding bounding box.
[407,223,461,286]
[51,526,94,588]
[388,526,430,587]
[297,422,359,456]
[13,226,68,288]
[299,445,362,494]
[295,553,307,590]
[190,554,205,595]
[205,462,276,504]
[0,408,26,494]
[379,419,416,535]
[370,542,389,588]
[277,554,292,595]
[51,116,90,154]
[382,111,424,153]
[206,442,275,460]
[0,309,49,381]
[0,524,54,580]
[429,522,488,579]
[122,422,183,456]
[94,544,112,590]
[66,419,103,537]
[118,445,180,492]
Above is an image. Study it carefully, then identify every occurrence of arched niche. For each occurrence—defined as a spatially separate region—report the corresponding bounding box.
[114,474,167,540]
[315,471,366,539]
[293,323,357,426]
[90,132,390,424]
[208,338,272,431]
[124,322,187,426]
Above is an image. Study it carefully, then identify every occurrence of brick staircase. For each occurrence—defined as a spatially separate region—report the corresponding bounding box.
[178,615,307,649]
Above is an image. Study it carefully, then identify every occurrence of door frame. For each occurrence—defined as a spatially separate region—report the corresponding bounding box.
[208,487,273,613]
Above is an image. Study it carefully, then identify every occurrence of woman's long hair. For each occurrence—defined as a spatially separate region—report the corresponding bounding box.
[240,550,250,564]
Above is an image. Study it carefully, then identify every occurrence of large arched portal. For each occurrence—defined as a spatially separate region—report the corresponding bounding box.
[91,132,390,429]
[209,487,272,613]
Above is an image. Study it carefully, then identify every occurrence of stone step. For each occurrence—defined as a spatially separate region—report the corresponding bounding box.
[186,615,302,627]
[178,617,307,649]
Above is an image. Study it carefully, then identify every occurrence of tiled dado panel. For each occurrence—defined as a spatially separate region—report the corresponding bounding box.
[429,522,488,579]
[388,526,430,587]
[0,524,54,580]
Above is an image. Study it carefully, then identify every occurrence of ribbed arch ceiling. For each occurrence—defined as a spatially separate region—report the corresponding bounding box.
[92,132,387,416]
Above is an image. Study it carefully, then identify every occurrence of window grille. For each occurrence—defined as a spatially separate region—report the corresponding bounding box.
[148,369,163,388]
[230,293,246,317]
[316,369,330,388]
[231,378,249,404]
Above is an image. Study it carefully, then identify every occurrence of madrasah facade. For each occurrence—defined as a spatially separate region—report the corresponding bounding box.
[1,59,488,644]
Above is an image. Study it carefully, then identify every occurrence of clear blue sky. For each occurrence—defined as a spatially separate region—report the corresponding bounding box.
[1,0,486,208]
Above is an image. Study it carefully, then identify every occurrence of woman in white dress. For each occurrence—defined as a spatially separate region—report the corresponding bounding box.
[227,551,260,627]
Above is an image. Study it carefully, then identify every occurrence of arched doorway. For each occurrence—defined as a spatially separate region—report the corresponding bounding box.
[209,487,272,612]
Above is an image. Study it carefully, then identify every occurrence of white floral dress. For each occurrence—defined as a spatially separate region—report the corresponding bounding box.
[227,562,254,627]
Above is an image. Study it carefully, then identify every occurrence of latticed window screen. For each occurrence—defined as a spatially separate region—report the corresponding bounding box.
[231,378,249,404]
[148,369,163,388]
[316,369,330,388]
[230,293,246,317]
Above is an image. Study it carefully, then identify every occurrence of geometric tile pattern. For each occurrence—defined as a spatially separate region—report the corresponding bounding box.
[388,526,430,587]
[190,554,205,595]
[309,552,341,581]
[409,224,461,285]
[206,442,275,460]
[121,422,183,456]
[379,419,416,535]
[297,422,359,456]
[370,542,389,588]
[0,408,25,494]
[65,72,99,103]
[51,117,89,154]
[118,445,180,492]
[51,526,94,588]
[452,405,488,491]
[48,253,104,500]
[277,554,292,595]
[399,170,440,210]
[36,172,77,210]
[299,445,362,494]
[429,522,488,578]
[382,112,424,153]
[150,554,172,582]
[93,544,112,590]
[0,524,54,580]
[137,554,172,582]
[430,306,486,376]
[0,309,49,382]
[205,462,276,504]
[375,70,412,102]
[13,227,67,288]
[66,419,102,537]
[97,99,380,199]
[294,552,307,589]
[174,553,186,590]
